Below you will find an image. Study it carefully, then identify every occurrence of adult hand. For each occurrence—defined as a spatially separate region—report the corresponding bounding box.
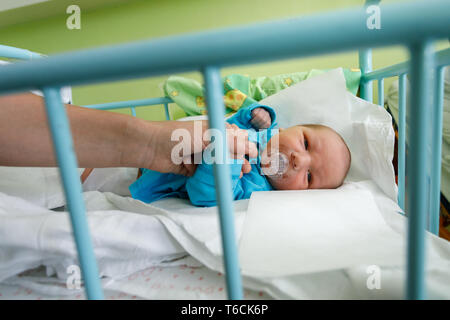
[226,123,256,178]
[133,120,208,177]
[135,120,257,177]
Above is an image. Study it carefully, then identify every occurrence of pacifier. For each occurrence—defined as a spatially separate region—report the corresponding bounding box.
[261,151,289,177]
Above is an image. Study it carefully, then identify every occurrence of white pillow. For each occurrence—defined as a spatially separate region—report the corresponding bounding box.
[0,167,79,209]
[260,68,397,201]
[0,166,137,209]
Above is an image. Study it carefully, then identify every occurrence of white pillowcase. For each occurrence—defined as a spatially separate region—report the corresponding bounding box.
[0,167,79,209]
[0,167,137,209]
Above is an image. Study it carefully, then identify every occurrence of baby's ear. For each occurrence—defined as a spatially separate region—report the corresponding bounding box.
[278,128,285,132]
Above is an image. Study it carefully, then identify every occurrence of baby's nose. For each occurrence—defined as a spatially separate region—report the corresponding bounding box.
[292,152,311,171]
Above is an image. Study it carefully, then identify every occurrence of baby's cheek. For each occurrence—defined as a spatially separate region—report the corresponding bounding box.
[277,174,306,191]
[269,175,291,190]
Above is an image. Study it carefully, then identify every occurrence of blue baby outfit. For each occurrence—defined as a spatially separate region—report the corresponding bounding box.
[129,103,278,207]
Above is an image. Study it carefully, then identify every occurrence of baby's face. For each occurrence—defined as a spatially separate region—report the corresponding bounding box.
[261,124,350,190]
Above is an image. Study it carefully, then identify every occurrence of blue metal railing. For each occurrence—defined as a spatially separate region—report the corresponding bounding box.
[0,44,43,60]
[1,0,449,300]
[405,41,434,300]
[1,1,449,93]
[42,87,104,299]
[84,97,173,120]
[361,46,450,300]
[362,47,450,228]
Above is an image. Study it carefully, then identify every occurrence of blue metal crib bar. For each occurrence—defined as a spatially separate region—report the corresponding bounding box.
[362,47,450,234]
[84,97,174,120]
[431,66,446,235]
[406,41,434,300]
[1,0,449,300]
[362,46,450,299]
[398,73,407,212]
[362,48,450,82]
[0,44,43,60]
[42,87,104,299]
[357,0,379,103]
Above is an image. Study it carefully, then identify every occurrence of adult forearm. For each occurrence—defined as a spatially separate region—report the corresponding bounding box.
[0,92,145,168]
[0,92,256,176]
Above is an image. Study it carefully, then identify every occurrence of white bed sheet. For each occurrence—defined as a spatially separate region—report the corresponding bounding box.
[1,184,449,300]
[0,261,271,300]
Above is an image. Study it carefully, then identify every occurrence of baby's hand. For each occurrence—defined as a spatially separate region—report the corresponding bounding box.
[250,108,272,129]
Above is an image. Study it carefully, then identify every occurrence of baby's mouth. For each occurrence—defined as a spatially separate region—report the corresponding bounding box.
[261,151,289,177]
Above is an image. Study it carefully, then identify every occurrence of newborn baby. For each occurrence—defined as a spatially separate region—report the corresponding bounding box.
[129,103,351,207]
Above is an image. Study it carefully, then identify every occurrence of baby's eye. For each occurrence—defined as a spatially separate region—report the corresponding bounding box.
[304,137,309,150]
[307,171,312,184]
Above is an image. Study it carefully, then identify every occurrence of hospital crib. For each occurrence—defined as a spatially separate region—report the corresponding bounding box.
[0,0,449,300]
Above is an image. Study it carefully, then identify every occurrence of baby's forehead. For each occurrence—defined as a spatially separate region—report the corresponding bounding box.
[299,124,348,153]
[297,124,338,137]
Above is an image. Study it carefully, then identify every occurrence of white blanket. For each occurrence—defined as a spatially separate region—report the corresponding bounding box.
[1,181,449,299]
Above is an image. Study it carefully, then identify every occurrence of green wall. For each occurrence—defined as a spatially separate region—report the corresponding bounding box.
[0,0,448,120]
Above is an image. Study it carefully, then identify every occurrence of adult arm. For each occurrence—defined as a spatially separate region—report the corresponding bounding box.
[0,92,208,175]
[0,92,258,176]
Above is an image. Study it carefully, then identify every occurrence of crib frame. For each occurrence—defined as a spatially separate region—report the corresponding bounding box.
[0,0,449,300]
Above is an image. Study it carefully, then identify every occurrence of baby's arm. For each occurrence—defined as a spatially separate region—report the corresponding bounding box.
[186,104,276,207]
[227,103,277,130]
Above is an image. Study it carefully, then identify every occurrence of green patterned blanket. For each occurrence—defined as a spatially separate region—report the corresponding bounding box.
[163,68,361,117]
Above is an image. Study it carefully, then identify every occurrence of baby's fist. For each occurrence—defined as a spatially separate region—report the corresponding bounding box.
[250,108,272,129]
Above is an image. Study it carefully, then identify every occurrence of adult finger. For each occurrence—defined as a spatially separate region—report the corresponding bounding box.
[232,132,257,159]
[227,126,248,157]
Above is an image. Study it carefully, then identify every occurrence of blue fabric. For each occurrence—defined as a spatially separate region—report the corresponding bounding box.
[129,103,278,207]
